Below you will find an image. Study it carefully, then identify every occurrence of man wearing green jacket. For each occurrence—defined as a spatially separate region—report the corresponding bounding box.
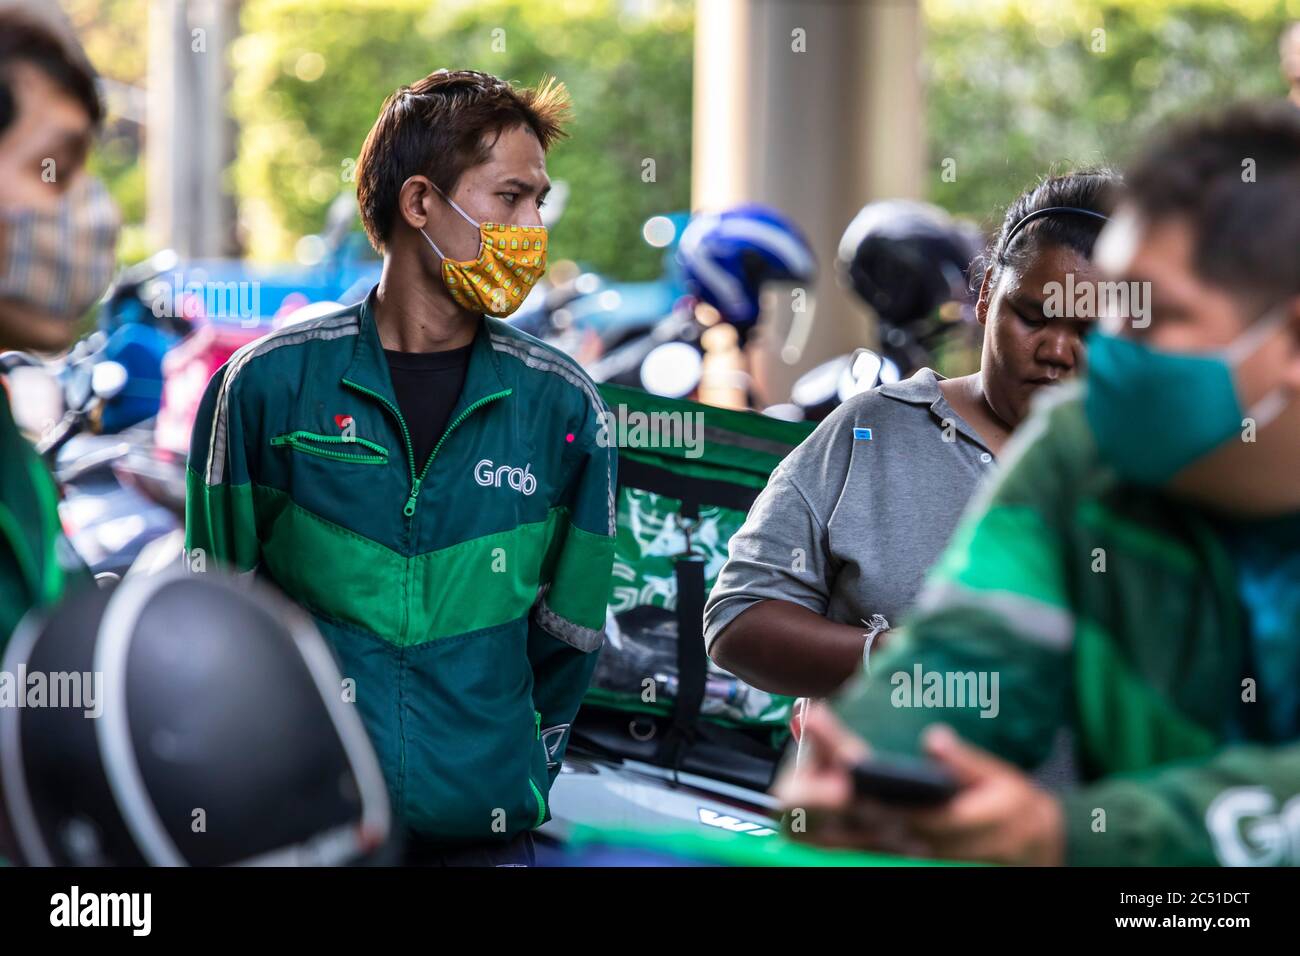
[186,70,615,864]
[776,102,1300,866]
[1,12,116,648]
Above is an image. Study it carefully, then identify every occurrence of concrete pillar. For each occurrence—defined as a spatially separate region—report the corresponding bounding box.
[147,0,239,258]
[692,0,925,406]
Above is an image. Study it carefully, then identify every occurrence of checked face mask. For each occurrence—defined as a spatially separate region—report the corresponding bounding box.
[418,185,547,318]
[0,175,120,322]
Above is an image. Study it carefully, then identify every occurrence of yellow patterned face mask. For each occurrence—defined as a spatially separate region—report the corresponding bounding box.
[420,187,547,317]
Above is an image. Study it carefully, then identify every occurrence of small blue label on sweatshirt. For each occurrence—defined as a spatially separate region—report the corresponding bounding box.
[853,427,873,441]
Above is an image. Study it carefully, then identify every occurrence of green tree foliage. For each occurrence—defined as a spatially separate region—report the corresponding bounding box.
[65,0,149,261]
[923,0,1300,233]
[87,0,1298,277]
[229,0,693,278]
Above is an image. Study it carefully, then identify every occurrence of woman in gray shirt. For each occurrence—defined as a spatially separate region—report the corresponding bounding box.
[705,172,1118,697]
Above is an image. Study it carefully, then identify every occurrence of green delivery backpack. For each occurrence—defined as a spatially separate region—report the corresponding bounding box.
[573,384,815,791]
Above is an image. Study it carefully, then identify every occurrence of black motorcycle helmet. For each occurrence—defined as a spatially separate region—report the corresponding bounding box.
[837,199,983,332]
[0,569,390,866]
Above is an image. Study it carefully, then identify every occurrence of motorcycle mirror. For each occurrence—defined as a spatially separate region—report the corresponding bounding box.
[91,360,129,401]
[791,353,851,412]
[147,249,179,276]
[640,341,702,399]
[117,249,179,296]
[63,362,95,412]
[837,348,901,403]
[150,248,179,270]
[838,348,883,401]
[877,353,904,386]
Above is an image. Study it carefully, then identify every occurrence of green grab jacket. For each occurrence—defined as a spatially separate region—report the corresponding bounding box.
[185,296,616,843]
[1,388,82,649]
[835,385,1300,866]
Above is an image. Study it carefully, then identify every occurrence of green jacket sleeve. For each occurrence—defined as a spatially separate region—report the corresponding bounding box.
[528,386,617,788]
[834,402,1080,771]
[1063,742,1300,866]
[184,361,261,572]
[1,392,89,648]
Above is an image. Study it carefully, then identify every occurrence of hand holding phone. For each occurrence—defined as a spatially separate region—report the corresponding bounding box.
[849,756,959,807]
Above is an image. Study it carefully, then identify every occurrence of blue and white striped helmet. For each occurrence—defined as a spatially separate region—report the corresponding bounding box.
[676,204,816,328]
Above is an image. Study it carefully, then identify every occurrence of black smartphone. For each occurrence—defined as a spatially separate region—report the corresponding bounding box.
[849,756,959,807]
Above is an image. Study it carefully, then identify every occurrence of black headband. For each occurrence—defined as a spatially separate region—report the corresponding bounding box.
[1003,205,1110,250]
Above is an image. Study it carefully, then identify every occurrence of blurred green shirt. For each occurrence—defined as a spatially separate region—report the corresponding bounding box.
[836,385,1300,866]
[0,389,79,648]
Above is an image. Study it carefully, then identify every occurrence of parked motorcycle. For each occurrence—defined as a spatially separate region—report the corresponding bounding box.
[581,206,816,403]
[780,199,985,422]
[1,340,180,580]
[89,249,195,433]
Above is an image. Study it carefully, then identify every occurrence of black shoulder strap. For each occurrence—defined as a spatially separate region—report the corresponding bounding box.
[615,459,754,772]
[658,550,707,770]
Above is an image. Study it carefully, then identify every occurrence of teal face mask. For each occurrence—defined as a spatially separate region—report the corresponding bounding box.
[1084,307,1292,486]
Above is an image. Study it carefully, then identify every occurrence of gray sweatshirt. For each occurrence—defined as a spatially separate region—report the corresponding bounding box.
[703,368,997,652]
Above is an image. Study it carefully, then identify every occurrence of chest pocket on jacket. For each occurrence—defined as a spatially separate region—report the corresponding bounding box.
[270,430,389,465]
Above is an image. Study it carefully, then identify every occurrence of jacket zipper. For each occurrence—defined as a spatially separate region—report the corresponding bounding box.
[342,379,512,518]
[403,388,513,517]
[270,431,389,464]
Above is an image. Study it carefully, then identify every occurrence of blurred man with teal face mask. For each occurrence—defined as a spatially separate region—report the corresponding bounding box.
[0,11,116,647]
[774,102,1300,867]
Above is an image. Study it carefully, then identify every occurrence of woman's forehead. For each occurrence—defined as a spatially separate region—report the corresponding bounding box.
[999,243,1096,295]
